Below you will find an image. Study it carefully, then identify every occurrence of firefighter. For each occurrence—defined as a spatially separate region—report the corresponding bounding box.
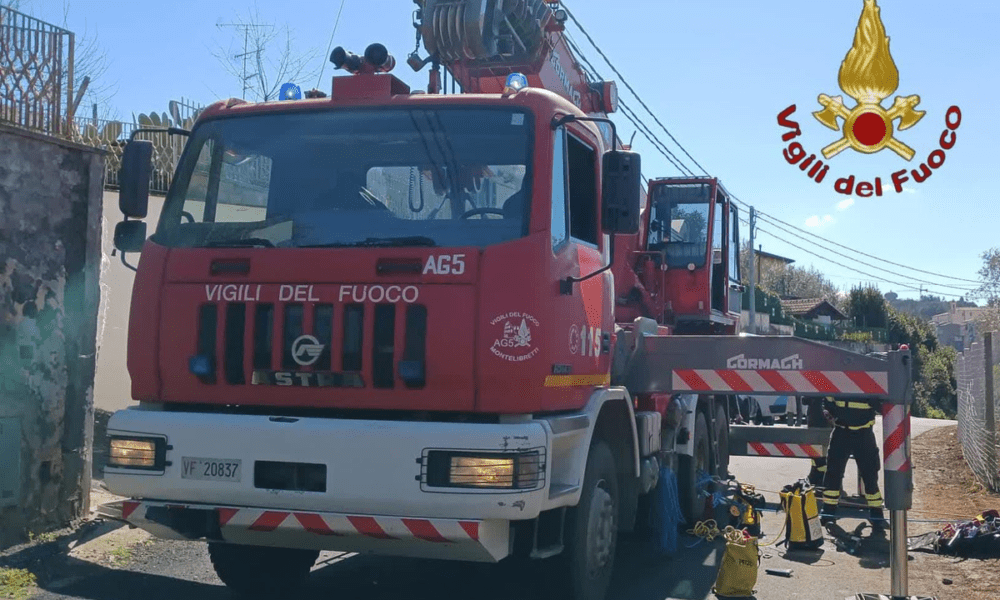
[819,395,887,531]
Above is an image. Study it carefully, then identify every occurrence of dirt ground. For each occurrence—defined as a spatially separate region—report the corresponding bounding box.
[907,425,1000,600]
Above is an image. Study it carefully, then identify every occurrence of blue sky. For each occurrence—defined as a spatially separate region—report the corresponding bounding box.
[16,0,998,301]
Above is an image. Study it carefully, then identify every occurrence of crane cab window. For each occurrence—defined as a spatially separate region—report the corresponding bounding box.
[648,183,711,268]
[567,133,598,246]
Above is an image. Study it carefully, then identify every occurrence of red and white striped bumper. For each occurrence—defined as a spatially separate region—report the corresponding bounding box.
[103,500,510,563]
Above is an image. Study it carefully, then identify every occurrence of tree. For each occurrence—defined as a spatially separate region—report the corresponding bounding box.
[213,4,320,102]
[975,248,1000,335]
[739,242,840,302]
[845,285,888,329]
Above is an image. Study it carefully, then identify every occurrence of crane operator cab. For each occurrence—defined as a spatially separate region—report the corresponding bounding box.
[645,177,742,334]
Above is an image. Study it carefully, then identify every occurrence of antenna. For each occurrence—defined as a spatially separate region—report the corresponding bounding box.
[217,21,274,100]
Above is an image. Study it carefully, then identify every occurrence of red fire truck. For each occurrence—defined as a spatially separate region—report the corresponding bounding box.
[103,2,909,599]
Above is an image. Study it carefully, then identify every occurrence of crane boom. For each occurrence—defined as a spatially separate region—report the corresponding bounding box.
[415,1,618,123]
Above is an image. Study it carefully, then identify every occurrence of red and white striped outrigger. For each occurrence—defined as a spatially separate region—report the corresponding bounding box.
[619,333,911,462]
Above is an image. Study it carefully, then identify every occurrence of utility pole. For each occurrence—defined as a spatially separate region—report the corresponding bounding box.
[748,206,757,334]
[217,22,273,100]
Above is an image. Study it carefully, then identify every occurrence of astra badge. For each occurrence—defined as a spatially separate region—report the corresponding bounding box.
[291,334,324,367]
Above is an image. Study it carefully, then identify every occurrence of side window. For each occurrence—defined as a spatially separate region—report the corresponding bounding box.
[712,198,723,255]
[567,133,598,246]
[730,207,740,281]
[181,139,214,223]
[551,128,568,248]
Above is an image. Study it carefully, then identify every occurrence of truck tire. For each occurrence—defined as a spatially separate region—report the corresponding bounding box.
[713,402,730,479]
[678,410,711,525]
[208,542,318,598]
[554,440,619,600]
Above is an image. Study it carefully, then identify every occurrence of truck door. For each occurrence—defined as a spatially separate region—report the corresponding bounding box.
[548,124,612,408]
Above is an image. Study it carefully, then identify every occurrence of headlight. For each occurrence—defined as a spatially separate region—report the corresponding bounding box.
[109,436,165,470]
[425,451,542,490]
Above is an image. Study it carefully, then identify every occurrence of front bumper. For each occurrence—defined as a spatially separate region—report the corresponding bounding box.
[104,407,550,522]
[99,499,509,562]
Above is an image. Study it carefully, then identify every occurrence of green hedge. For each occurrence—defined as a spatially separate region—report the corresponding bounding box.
[743,287,791,325]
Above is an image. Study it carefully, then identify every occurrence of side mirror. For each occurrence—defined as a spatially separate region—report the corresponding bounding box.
[601,150,641,234]
[114,220,147,253]
[119,140,153,218]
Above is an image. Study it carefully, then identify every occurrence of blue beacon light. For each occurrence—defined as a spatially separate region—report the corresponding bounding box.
[504,73,528,94]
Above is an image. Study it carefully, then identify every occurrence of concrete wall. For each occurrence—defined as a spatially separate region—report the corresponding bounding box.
[0,124,105,545]
[93,193,164,413]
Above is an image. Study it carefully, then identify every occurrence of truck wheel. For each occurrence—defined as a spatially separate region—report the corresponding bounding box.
[678,410,711,525]
[555,440,619,600]
[713,402,730,479]
[208,542,318,598]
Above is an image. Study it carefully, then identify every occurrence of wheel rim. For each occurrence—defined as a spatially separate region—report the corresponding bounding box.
[586,481,615,579]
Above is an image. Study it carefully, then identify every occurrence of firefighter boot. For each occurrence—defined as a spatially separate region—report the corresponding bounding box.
[869,508,888,533]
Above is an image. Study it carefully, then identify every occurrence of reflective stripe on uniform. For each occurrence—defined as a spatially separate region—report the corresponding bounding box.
[836,419,875,430]
[833,401,872,410]
[822,489,840,505]
[866,492,883,507]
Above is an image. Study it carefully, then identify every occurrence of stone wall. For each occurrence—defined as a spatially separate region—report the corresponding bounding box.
[0,123,105,546]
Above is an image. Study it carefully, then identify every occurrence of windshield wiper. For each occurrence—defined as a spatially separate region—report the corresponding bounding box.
[204,237,275,248]
[301,236,438,249]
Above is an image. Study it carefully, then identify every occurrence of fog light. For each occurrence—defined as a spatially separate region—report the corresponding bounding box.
[109,437,163,469]
[426,451,542,489]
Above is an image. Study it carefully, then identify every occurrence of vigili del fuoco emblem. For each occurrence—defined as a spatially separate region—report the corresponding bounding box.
[776,0,962,197]
[812,0,924,160]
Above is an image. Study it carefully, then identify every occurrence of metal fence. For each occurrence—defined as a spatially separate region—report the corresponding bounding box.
[69,98,205,194]
[956,332,999,490]
[0,5,74,136]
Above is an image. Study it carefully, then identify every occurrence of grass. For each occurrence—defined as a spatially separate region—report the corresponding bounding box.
[28,531,58,544]
[110,546,132,566]
[0,568,37,600]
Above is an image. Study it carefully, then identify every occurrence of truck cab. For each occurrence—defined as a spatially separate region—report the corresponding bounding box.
[106,51,652,600]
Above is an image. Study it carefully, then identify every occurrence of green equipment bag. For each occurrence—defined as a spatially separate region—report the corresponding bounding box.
[779,479,824,550]
[712,528,760,598]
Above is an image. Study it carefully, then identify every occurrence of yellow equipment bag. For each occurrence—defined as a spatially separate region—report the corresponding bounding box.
[712,528,760,598]
[779,479,824,550]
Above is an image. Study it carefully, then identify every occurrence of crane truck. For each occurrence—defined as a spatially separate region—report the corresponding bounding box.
[102,2,913,599]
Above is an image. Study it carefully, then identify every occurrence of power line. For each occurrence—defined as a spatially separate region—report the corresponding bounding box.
[316,0,347,88]
[753,207,982,285]
[561,2,709,176]
[753,225,974,299]
[753,212,979,293]
[561,32,693,176]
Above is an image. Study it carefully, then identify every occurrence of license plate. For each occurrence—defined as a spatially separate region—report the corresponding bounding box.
[181,457,242,482]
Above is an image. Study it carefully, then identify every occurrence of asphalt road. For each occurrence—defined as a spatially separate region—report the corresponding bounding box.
[28,417,953,600]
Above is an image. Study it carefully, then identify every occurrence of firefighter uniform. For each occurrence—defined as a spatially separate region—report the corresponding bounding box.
[820,396,886,529]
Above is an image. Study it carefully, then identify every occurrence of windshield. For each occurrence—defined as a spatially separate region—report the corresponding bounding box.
[154,108,533,249]
[647,183,711,268]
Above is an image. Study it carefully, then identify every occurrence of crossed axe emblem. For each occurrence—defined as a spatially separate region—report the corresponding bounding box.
[813,93,925,160]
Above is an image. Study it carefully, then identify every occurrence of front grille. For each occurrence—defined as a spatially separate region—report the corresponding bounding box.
[194,300,427,390]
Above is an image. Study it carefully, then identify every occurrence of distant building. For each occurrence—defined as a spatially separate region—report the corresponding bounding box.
[931,303,987,351]
[780,298,848,326]
[756,249,795,273]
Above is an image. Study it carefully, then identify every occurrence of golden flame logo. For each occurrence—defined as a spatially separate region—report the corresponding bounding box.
[813,0,924,160]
